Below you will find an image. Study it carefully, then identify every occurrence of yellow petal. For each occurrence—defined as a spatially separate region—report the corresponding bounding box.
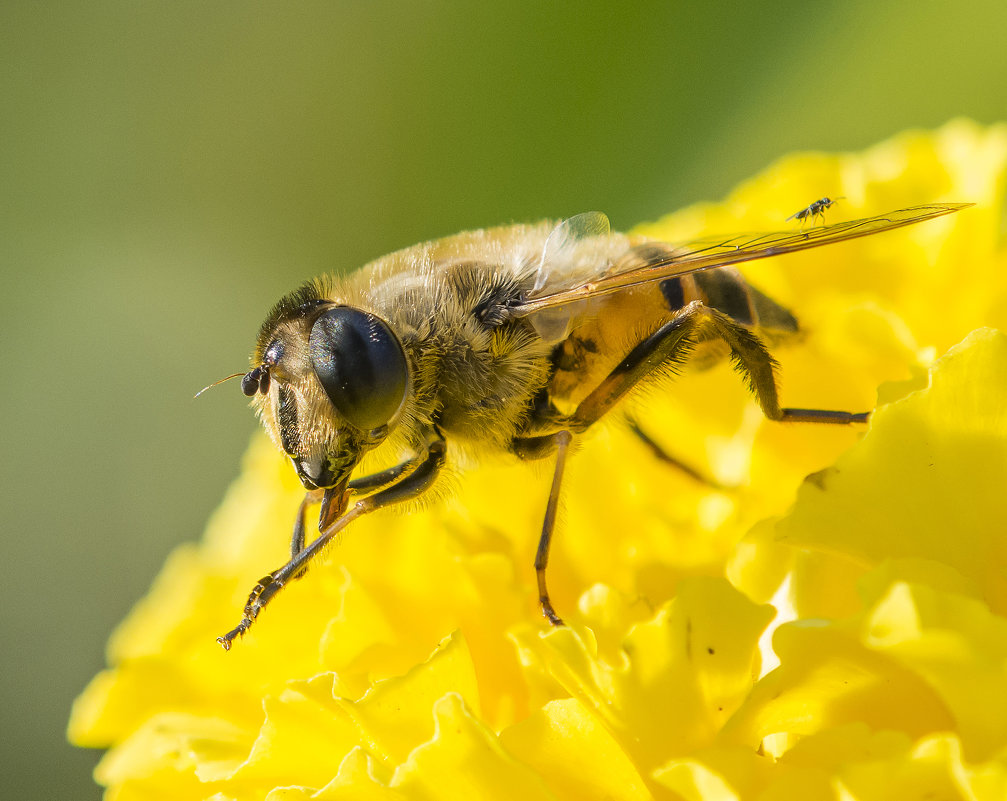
[720,618,955,750]
[390,693,556,801]
[93,712,249,799]
[336,630,480,766]
[499,697,651,801]
[306,748,407,800]
[514,577,773,773]
[837,733,994,801]
[653,759,742,801]
[778,329,1007,618]
[653,746,770,801]
[864,582,1007,761]
[225,675,367,788]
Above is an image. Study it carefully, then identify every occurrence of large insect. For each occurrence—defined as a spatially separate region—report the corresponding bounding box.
[216,202,970,649]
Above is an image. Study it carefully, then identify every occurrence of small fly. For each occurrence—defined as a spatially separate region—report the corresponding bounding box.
[787,197,845,227]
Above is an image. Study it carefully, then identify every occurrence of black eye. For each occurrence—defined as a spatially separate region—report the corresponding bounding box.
[308,306,407,430]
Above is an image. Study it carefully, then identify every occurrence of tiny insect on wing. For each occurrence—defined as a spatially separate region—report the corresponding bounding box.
[786,196,846,227]
[508,203,973,319]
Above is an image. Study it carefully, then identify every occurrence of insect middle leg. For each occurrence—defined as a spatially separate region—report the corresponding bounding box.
[520,300,869,627]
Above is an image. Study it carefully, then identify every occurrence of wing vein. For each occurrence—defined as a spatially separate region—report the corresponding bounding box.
[507,203,972,319]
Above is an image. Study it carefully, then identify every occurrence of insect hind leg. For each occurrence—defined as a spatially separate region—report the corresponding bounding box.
[580,300,867,484]
[691,304,869,424]
[568,299,868,436]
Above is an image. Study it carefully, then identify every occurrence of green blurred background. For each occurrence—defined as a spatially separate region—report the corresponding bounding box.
[2,2,1005,797]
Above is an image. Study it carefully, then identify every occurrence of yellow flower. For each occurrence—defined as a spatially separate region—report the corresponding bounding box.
[70,120,1007,799]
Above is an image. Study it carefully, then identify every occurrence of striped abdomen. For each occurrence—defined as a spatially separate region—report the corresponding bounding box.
[547,263,799,407]
[661,268,798,335]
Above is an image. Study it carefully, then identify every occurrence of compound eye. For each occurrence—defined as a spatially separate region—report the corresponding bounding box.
[308,306,407,431]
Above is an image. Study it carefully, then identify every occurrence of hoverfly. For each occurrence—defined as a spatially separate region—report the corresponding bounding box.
[787,196,845,227]
[216,202,970,649]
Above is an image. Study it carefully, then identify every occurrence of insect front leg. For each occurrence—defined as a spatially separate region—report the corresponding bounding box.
[217,497,362,651]
[217,435,447,650]
[290,490,324,559]
[288,452,422,570]
[288,490,325,580]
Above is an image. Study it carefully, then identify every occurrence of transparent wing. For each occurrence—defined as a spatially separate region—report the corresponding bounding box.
[533,211,612,292]
[509,203,972,319]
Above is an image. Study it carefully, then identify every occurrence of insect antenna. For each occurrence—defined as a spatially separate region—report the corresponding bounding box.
[194,372,247,399]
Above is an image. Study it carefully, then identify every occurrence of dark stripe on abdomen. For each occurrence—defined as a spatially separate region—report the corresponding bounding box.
[693,269,754,325]
[659,276,685,310]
